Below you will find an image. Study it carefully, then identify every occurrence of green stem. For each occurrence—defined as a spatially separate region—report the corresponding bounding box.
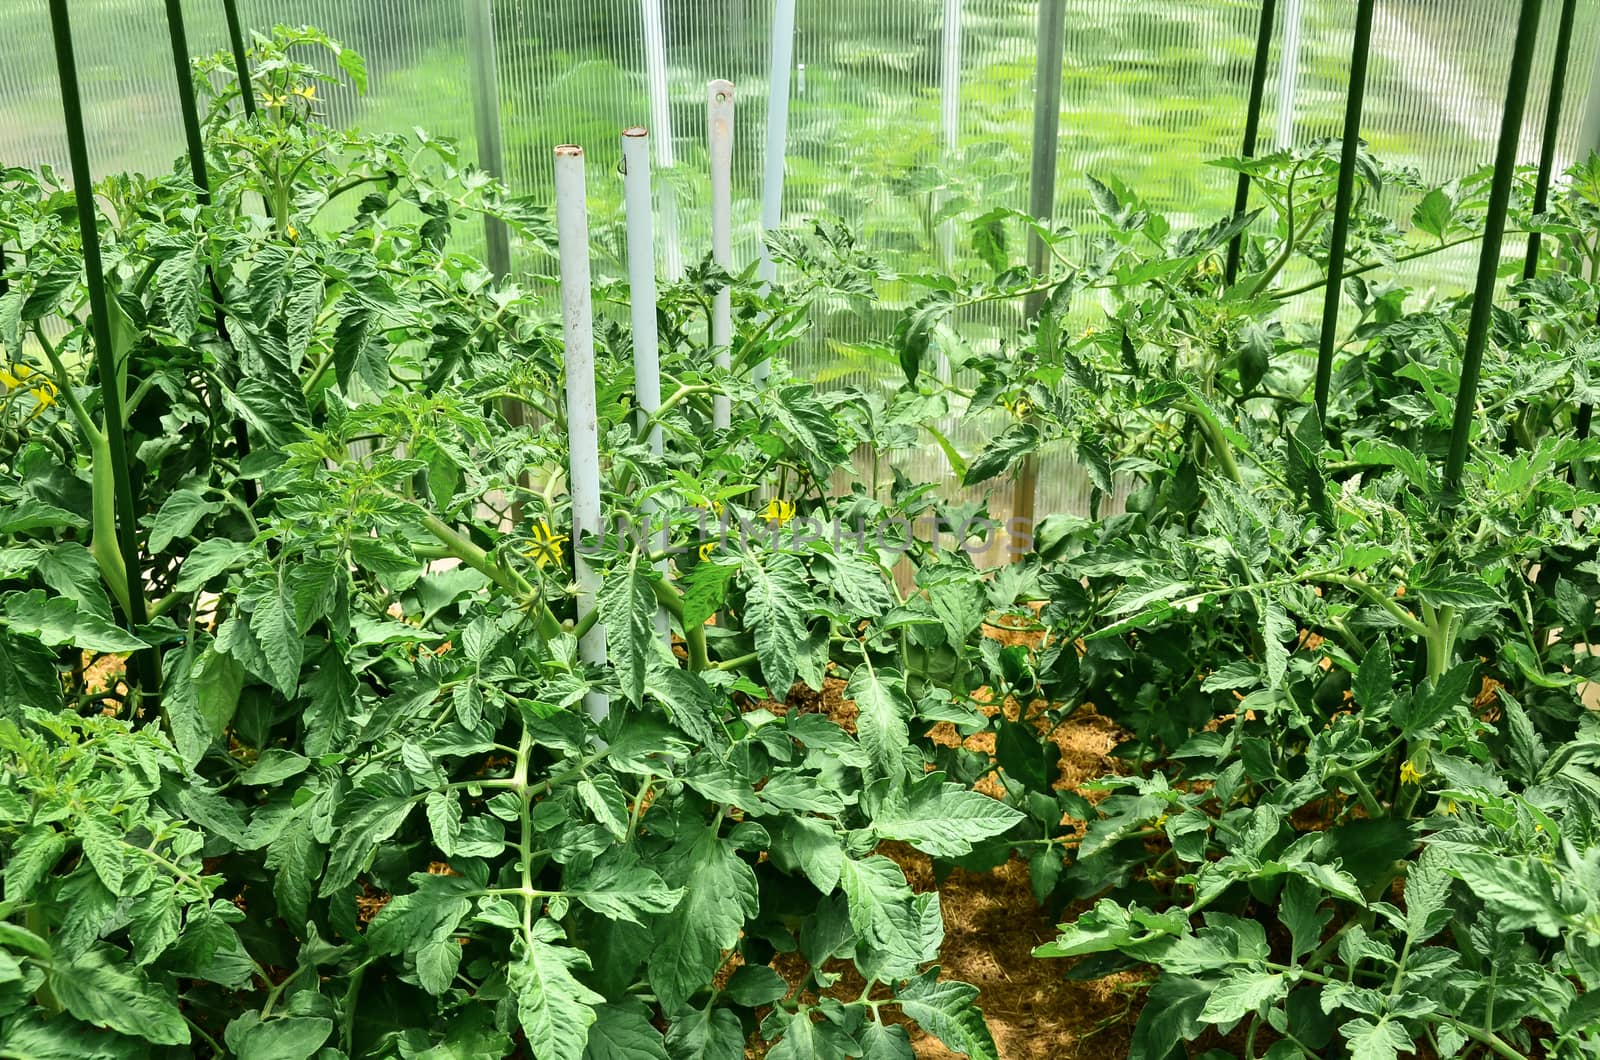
[650,576,708,671]
[1174,399,1242,484]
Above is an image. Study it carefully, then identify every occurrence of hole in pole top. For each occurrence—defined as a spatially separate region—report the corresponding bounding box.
[555,144,583,156]
[623,126,648,138]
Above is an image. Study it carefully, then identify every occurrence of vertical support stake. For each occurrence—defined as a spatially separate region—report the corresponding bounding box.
[641,0,683,279]
[553,145,609,723]
[1523,0,1578,281]
[708,80,735,431]
[465,0,512,280]
[47,0,150,668]
[1014,0,1066,560]
[622,127,671,643]
[754,0,797,387]
[1274,0,1302,149]
[1314,0,1375,421]
[1226,0,1279,286]
[1444,0,1545,498]
[221,0,258,117]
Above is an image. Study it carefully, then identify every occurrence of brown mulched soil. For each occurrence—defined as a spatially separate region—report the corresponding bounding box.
[747,613,1157,1058]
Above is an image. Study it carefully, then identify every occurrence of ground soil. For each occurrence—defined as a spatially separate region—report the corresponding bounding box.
[749,614,1153,1059]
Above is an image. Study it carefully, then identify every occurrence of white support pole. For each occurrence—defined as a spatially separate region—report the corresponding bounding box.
[754,0,796,386]
[937,0,963,266]
[553,145,609,723]
[641,0,683,280]
[1275,0,1302,149]
[708,79,735,430]
[622,127,671,644]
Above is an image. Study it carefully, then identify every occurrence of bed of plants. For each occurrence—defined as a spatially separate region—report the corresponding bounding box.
[2,25,1598,1060]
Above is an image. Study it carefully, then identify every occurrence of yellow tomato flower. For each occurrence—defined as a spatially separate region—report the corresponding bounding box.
[1399,761,1422,786]
[762,498,796,527]
[1153,813,1169,830]
[1440,799,1457,816]
[293,84,316,100]
[0,365,57,415]
[698,541,718,561]
[523,521,567,570]
[286,223,299,241]
[265,93,288,107]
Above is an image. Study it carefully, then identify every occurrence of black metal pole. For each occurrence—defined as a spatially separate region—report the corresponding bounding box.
[1524,0,1578,281]
[1444,0,1545,498]
[47,0,150,644]
[1314,0,1374,421]
[1226,0,1279,286]
[222,0,259,118]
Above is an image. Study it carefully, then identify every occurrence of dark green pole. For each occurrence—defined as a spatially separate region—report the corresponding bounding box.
[164,0,211,202]
[1015,0,1066,555]
[47,0,149,644]
[1314,0,1374,421]
[165,0,258,506]
[222,0,259,118]
[1444,0,1544,498]
[1523,0,1578,281]
[1226,0,1278,286]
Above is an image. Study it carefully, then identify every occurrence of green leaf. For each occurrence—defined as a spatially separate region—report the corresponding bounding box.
[567,849,684,926]
[845,663,912,782]
[1237,321,1271,392]
[1129,974,1210,1059]
[265,813,320,926]
[6,827,67,899]
[77,816,126,894]
[769,385,850,478]
[584,1001,669,1060]
[320,795,415,896]
[665,1005,744,1060]
[895,971,998,1060]
[600,553,664,707]
[174,539,250,592]
[741,551,812,695]
[1198,967,1285,1024]
[511,937,604,1060]
[164,643,244,769]
[223,1013,333,1060]
[249,580,304,698]
[765,1009,856,1060]
[1395,661,1475,738]
[681,559,738,631]
[51,949,189,1046]
[1279,876,1332,964]
[870,774,1024,858]
[146,488,222,555]
[771,815,843,892]
[839,855,937,981]
[1340,1016,1411,1060]
[3,590,148,652]
[962,423,1038,486]
[237,748,310,785]
[858,1022,915,1060]
[649,822,759,1013]
[970,208,1009,273]
[1352,639,1393,710]
[1410,187,1455,241]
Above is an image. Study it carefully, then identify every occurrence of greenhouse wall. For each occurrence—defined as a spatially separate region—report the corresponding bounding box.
[2,0,1597,523]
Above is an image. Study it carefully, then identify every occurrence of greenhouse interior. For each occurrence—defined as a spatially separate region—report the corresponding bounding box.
[2,0,1599,1057]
